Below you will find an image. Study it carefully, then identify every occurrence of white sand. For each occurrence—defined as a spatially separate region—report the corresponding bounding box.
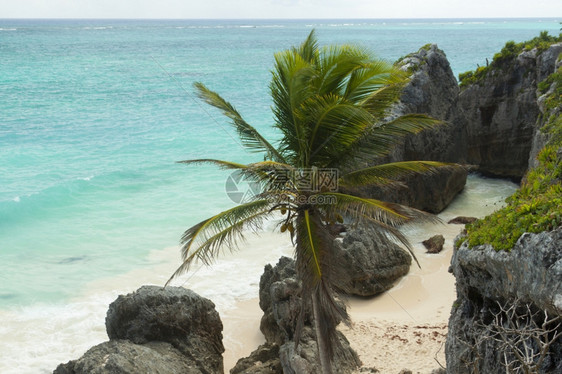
[222,220,460,373]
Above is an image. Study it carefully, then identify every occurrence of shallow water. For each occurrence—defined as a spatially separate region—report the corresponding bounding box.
[0,174,518,373]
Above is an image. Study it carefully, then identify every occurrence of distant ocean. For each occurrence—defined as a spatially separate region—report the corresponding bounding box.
[0,18,557,372]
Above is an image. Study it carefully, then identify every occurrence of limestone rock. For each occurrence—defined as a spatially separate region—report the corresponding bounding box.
[54,340,200,374]
[258,256,303,345]
[335,225,412,296]
[446,228,562,373]
[458,43,562,179]
[54,286,224,374]
[352,44,468,214]
[237,252,362,374]
[394,44,467,163]
[353,166,467,214]
[422,235,445,254]
[106,285,224,373]
[230,343,282,374]
[447,216,477,225]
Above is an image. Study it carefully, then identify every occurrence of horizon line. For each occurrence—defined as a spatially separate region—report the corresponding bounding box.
[1,16,560,21]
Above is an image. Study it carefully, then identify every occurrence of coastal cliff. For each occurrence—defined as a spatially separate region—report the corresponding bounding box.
[458,38,562,179]
[446,229,562,373]
[445,34,562,373]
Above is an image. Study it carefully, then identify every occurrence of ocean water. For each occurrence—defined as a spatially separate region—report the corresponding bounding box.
[0,18,557,372]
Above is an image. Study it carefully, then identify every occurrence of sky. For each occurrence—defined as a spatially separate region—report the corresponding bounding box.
[0,0,560,19]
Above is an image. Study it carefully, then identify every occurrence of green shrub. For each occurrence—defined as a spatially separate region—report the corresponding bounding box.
[459,32,562,88]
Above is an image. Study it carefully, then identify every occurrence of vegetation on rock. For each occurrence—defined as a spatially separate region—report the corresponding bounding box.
[464,59,562,251]
[458,31,562,88]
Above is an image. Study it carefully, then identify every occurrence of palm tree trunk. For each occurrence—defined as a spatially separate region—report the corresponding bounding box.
[312,291,333,374]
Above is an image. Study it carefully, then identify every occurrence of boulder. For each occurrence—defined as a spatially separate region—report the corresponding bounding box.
[54,286,224,374]
[279,325,360,374]
[422,235,445,254]
[353,166,467,214]
[230,343,282,374]
[447,216,477,225]
[237,253,362,374]
[258,256,303,345]
[446,228,562,373]
[335,225,412,296]
[54,340,199,374]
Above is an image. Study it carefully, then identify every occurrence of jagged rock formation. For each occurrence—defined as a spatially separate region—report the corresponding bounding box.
[394,44,467,163]
[232,255,361,374]
[54,286,224,374]
[446,228,562,373]
[458,43,562,179]
[356,44,468,213]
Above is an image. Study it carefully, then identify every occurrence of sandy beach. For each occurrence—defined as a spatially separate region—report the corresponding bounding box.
[221,219,460,373]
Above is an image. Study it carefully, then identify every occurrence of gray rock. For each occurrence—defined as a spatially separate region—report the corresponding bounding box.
[237,252,362,374]
[258,256,303,345]
[279,326,361,374]
[354,44,468,214]
[446,228,562,373]
[336,225,412,296]
[106,285,224,374]
[54,340,200,374]
[230,343,282,374]
[447,216,477,225]
[422,235,445,254]
[394,44,467,164]
[458,43,562,179]
[353,166,468,214]
[54,286,224,374]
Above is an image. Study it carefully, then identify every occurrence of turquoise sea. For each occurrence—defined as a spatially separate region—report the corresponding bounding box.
[0,18,558,372]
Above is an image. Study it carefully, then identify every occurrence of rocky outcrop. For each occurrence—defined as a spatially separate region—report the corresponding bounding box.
[394,44,467,163]
[446,228,562,373]
[357,44,468,213]
[55,286,224,374]
[458,43,562,179]
[335,225,412,296]
[53,340,198,374]
[234,255,361,374]
[230,343,282,374]
[355,166,467,213]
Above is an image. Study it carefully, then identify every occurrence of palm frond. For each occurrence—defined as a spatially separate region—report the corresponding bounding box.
[301,95,374,166]
[339,160,460,187]
[344,60,408,103]
[176,158,248,170]
[294,29,318,63]
[194,82,285,162]
[166,199,272,285]
[271,51,316,165]
[315,192,441,234]
[329,113,443,168]
[378,113,444,138]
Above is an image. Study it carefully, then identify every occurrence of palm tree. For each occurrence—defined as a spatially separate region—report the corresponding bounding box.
[167,30,453,373]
